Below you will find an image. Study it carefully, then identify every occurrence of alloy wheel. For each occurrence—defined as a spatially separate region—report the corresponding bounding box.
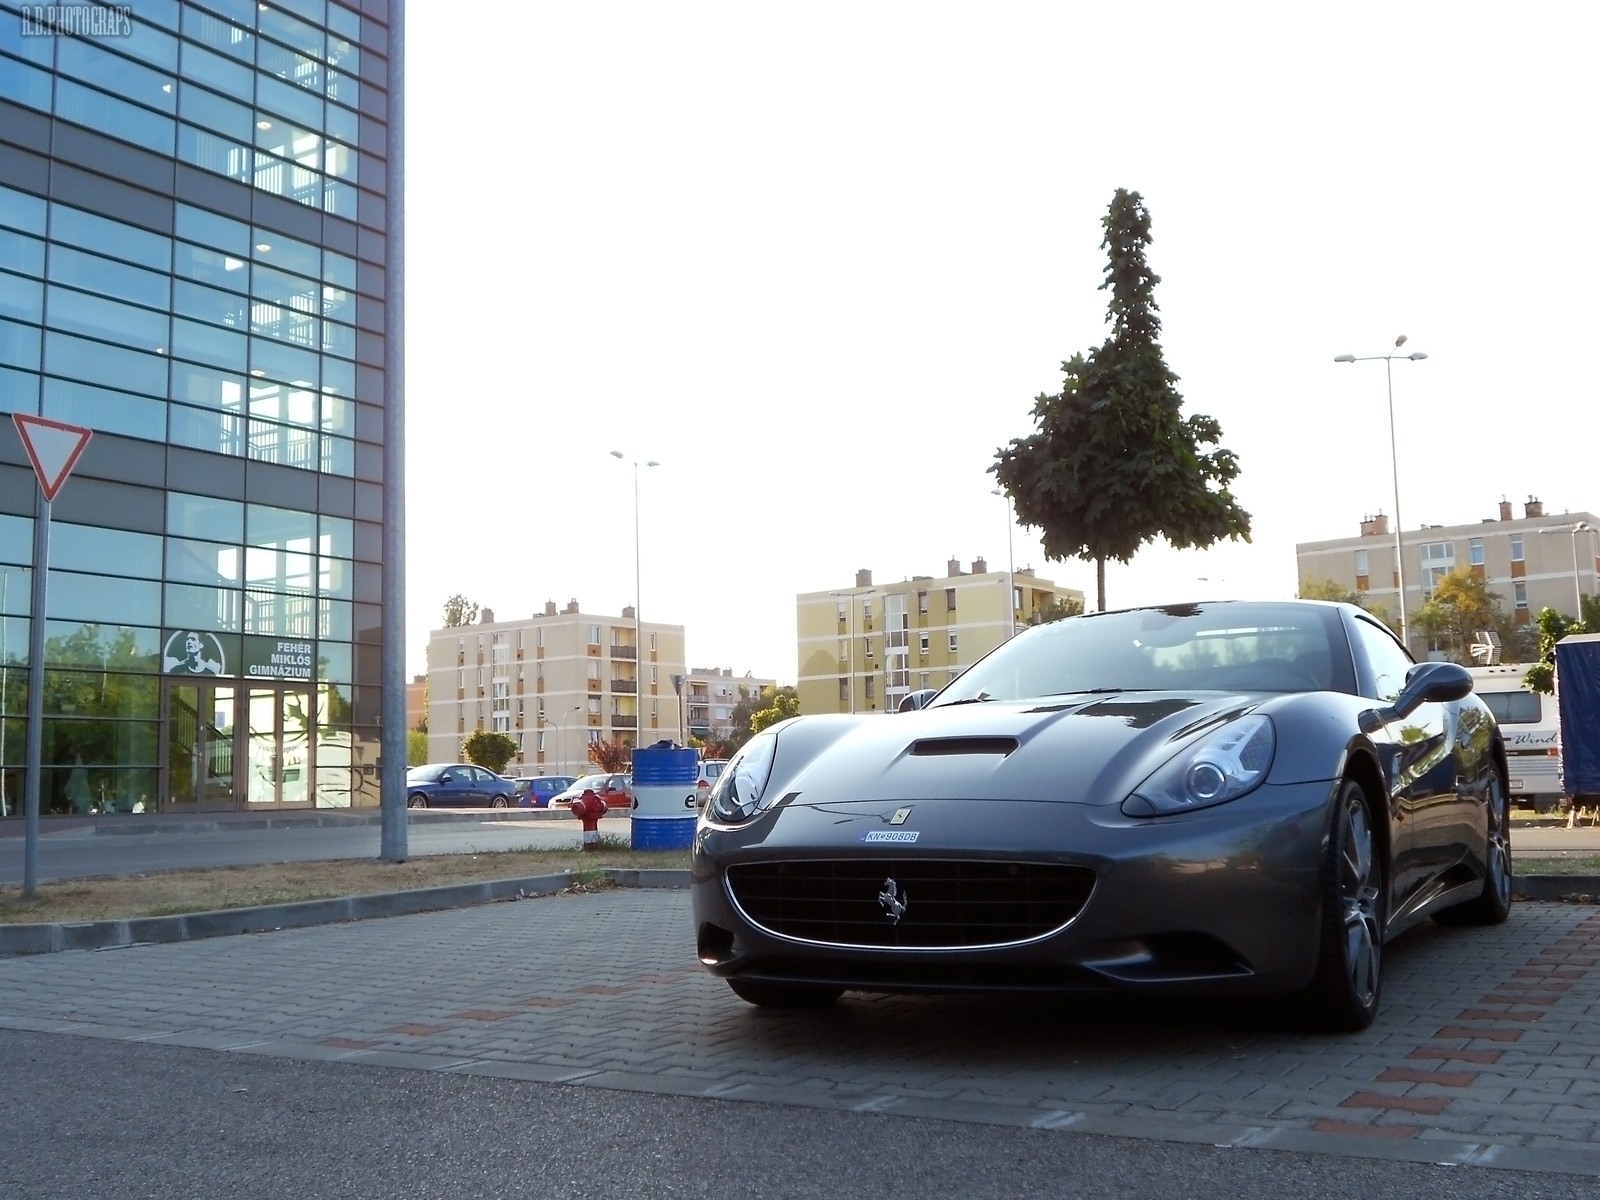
[1340,793,1381,1008]
[1485,774,1512,909]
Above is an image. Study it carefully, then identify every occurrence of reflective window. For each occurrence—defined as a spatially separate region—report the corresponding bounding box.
[0,364,40,416]
[251,336,319,385]
[245,544,314,592]
[176,205,251,257]
[319,515,353,559]
[171,317,247,370]
[57,38,176,112]
[49,246,170,310]
[42,378,167,441]
[168,493,244,543]
[0,230,45,278]
[1350,616,1413,702]
[55,79,176,155]
[174,242,250,292]
[174,279,250,329]
[325,101,358,145]
[47,572,161,625]
[180,41,255,101]
[0,57,52,111]
[252,229,319,279]
[170,362,246,410]
[258,40,322,93]
[320,392,353,436]
[42,622,162,673]
[177,123,254,182]
[317,640,352,682]
[255,117,321,168]
[0,14,56,64]
[320,436,354,476]
[248,419,318,470]
[164,582,243,632]
[52,524,163,579]
[50,207,170,272]
[321,356,353,396]
[0,273,42,323]
[0,188,47,236]
[257,73,322,129]
[318,555,352,598]
[43,332,167,396]
[169,403,245,456]
[247,504,316,549]
[259,6,324,58]
[0,318,41,371]
[328,4,360,39]
[182,6,255,61]
[45,286,168,350]
[166,538,242,587]
[245,589,315,636]
[249,380,318,429]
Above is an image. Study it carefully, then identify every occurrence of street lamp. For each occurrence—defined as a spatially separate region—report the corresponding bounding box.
[992,487,1016,637]
[1535,522,1594,616]
[610,450,659,741]
[552,703,580,775]
[827,585,877,713]
[1333,336,1429,647]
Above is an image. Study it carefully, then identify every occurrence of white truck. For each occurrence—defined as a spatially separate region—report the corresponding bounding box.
[1470,664,1562,812]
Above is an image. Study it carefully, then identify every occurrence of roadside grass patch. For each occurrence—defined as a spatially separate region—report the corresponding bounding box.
[0,845,688,925]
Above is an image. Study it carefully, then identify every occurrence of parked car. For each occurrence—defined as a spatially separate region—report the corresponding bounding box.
[693,600,1511,1031]
[1469,664,1561,813]
[551,772,633,810]
[405,763,520,809]
[514,775,578,808]
[689,759,728,811]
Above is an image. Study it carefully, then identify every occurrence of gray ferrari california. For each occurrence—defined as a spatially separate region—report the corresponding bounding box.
[691,600,1511,1030]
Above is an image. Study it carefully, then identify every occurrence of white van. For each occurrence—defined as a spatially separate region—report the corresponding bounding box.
[1470,664,1562,812]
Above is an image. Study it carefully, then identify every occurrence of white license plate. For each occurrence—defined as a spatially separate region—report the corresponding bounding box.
[1509,779,1525,791]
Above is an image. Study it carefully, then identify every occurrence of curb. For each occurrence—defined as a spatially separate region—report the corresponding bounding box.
[0,867,692,957]
[1513,874,1600,901]
[0,809,579,839]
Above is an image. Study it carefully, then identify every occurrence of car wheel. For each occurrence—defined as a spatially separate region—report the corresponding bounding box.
[726,979,844,1009]
[407,793,428,809]
[1435,771,1514,927]
[490,795,510,809]
[1301,777,1384,1032]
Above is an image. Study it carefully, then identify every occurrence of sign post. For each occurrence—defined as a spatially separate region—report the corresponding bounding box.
[13,415,92,897]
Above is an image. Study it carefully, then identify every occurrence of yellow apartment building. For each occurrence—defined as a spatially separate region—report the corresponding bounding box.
[1296,498,1599,654]
[426,601,687,776]
[796,560,1083,715]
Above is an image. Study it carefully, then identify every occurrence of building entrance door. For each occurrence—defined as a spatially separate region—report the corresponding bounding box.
[163,681,314,810]
[244,685,314,808]
[164,682,239,812]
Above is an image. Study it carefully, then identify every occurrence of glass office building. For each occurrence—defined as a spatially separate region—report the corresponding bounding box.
[0,0,395,814]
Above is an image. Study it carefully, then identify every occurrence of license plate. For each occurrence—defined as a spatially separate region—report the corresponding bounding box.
[1509,779,1524,791]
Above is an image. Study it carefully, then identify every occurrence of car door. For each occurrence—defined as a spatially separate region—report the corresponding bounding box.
[436,766,475,807]
[1347,615,1460,916]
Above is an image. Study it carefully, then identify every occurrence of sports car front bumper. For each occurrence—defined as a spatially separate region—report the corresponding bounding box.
[691,779,1339,996]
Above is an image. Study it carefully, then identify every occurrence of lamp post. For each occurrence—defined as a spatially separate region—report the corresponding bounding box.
[670,673,685,745]
[1535,522,1594,616]
[1333,336,1428,648]
[552,703,580,775]
[610,451,659,742]
[992,487,1016,637]
[827,585,877,713]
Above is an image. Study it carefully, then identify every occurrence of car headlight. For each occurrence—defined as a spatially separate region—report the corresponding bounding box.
[1123,714,1275,817]
[706,733,778,824]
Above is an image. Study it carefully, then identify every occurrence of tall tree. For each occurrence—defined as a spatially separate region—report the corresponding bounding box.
[587,736,631,772]
[441,594,479,628]
[460,729,517,773]
[1410,568,1516,664]
[1525,607,1587,694]
[750,685,800,735]
[993,189,1250,611]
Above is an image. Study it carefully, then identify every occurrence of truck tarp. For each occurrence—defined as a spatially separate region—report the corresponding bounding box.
[1555,633,1600,799]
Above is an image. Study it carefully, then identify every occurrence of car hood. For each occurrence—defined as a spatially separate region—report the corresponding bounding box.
[765,693,1273,808]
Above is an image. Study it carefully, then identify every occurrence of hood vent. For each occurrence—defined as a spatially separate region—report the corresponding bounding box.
[909,736,1019,757]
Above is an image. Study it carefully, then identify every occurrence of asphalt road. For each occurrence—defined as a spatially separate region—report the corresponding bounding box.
[0,814,635,885]
[5,1028,1596,1200]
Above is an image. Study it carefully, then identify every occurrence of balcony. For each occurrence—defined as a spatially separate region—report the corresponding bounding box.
[611,679,637,693]
[611,645,637,660]
[611,714,638,729]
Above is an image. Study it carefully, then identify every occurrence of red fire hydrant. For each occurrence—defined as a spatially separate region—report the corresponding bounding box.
[569,788,608,852]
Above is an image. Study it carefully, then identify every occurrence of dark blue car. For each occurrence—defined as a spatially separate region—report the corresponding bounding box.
[514,775,578,808]
[405,763,519,809]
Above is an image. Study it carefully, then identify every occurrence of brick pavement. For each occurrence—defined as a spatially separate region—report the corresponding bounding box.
[1,891,1598,1174]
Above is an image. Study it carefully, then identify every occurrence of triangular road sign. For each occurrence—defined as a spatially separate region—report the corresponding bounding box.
[13,414,93,503]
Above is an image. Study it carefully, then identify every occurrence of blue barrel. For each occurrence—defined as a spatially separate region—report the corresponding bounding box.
[631,741,698,851]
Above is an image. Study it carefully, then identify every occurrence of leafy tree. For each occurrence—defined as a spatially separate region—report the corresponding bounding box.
[587,736,630,772]
[1525,607,1588,694]
[1297,578,1402,636]
[460,729,517,773]
[441,594,479,628]
[723,687,775,756]
[1411,569,1514,665]
[993,189,1250,611]
[750,685,800,735]
[1027,597,1086,626]
[407,729,429,767]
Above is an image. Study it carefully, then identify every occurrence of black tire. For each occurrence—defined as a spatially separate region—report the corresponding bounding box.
[407,793,428,809]
[726,979,844,1009]
[1300,777,1384,1032]
[490,795,510,809]
[1434,771,1513,927]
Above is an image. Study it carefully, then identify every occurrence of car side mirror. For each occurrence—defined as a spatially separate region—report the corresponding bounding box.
[898,689,939,712]
[1359,661,1473,732]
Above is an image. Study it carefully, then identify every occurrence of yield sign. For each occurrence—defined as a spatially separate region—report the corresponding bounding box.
[13,414,92,502]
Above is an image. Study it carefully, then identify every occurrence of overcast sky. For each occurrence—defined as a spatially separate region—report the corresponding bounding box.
[403,1,1599,682]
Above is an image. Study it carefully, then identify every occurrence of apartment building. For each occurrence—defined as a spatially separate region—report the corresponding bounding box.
[683,667,776,740]
[426,601,687,776]
[1296,498,1600,649]
[796,561,1083,715]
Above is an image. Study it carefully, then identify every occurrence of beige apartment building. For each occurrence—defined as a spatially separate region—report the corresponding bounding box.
[1296,498,1600,650]
[797,560,1084,715]
[426,601,687,776]
[683,668,778,740]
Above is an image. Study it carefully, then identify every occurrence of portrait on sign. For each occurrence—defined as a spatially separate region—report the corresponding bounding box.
[163,630,226,676]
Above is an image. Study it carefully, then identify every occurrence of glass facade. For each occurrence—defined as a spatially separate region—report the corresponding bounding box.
[0,0,389,815]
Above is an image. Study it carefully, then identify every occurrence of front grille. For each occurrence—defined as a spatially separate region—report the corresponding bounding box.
[725,859,1096,949]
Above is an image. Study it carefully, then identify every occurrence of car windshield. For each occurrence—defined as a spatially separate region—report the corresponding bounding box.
[566,774,611,791]
[936,602,1345,703]
[407,764,451,782]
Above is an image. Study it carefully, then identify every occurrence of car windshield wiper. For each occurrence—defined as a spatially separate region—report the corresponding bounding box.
[942,692,994,705]
[1044,688,1157,696]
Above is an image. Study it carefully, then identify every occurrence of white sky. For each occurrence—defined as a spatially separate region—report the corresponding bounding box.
[404,2,1599,683]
